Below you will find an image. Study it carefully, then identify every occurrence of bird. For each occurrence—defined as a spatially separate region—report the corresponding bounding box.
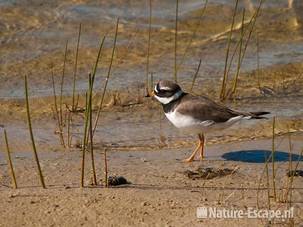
[152,80,270,162]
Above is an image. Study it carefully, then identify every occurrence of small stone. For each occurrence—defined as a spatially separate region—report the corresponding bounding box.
[8,193,18,198]
[141,201,148,206]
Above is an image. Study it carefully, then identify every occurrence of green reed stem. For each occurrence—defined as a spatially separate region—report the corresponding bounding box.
[190,59,202,92]
[82,35,106,147]
[91,36,106,84]
[145,0,152,96]
[67,111,72,148]
[239,0,264,65]
[72,23,82,111]
[24,75,46,189]
[284,126,293,206]
[265,154,271,210]
[3,130,18,189]
[51,71,66,147]
[81,92,89,187]
[231,9,245,95]
[220,0,239,101]
[60,40,69,126]
[150,72,154,93]
[93,18,119,136]
[225,7,258,80]
[256,32,261,89]
[104,149,108,187]
[88,74,97,185]
[272,117,276,200]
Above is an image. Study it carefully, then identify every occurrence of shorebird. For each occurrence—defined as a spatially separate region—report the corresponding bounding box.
[152,80,270,162]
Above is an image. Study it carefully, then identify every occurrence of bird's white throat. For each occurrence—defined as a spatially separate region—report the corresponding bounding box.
[154,90,183,105]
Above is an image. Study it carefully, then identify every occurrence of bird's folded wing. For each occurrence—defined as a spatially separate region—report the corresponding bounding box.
[177,95,240,123]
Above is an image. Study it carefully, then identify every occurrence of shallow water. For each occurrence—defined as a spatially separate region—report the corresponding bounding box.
[0,0,303,99]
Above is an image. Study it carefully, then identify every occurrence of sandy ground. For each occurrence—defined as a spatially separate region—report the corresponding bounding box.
[0,131,302,226]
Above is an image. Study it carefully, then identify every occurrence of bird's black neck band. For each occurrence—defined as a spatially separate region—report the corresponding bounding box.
[162,92,187,113]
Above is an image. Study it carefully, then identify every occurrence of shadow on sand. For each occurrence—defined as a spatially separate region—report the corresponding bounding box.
[222,150,302,163]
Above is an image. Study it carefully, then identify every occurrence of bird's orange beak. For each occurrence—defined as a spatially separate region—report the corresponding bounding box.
[151,90,155,97]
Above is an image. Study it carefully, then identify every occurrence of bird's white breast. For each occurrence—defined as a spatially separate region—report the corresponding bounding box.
[164,110,213,129]
[164,110,248,134]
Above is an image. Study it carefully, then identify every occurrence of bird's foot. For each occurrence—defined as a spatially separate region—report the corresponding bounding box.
[199,155,204,161]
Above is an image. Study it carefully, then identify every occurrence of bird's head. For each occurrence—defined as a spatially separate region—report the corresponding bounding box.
[152,80,183,105]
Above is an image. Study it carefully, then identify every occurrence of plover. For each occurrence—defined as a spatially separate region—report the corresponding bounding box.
[152,80,270,162]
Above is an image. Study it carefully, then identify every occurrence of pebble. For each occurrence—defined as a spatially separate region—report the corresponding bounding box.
[141,201,149,206]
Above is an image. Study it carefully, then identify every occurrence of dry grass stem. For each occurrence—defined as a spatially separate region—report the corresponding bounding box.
[272,117,277,200]
[3,129,18,189]
[190,59,202,92]
[145,0,152,96]
[93,18,119,136]
[51,71,66,147]
[230,9,245,96]
[88,74,97,185]
[25,75,46,189]
[72,23,82,111]
[104,149,108,187]
[59,40,69,127]
[220,0,239,100]
[81,92,89,187]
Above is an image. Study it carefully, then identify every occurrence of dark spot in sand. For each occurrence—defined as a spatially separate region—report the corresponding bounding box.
[287,170,303,177]
[184,167,236,180]
[108,176,130,186]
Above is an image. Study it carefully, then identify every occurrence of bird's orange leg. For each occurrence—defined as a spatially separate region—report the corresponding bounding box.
[198,133,205,160]
[183,142,200,163]
[183,134,203,163]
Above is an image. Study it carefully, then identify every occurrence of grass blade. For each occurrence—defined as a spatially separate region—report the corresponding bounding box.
[3,129,18,189]
[81,92,89,187]
[104,149,108,187]
[145,0,152,96]
[230,9,245,96]
[88,74,97,185]
[51,71,66,147]
[272,117,276,200]
[220,0,239,100]
[72,23,82,111]
[24,75,46,189]
[60,40,69,126]
[93,18,119,136]
[190,59,202,92]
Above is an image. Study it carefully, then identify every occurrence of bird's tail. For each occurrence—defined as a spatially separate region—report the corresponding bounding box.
[249,111,270,119]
